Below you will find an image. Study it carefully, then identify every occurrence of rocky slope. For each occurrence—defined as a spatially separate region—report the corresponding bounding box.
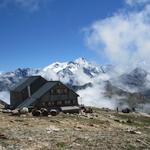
[0,107,150,150]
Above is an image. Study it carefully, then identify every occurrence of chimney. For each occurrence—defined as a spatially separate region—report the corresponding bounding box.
[27,85,31,97]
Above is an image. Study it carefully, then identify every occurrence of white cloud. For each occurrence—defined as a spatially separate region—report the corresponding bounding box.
[84,3,150,70]
[0,91,10,104]
[15,0,41,11]
[40,69,59,81]
[126,0,150,6]
[77,84,118,109]
[0,0,51,11]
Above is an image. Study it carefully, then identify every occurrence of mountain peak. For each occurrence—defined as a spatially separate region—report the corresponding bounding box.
[74,57,88,65]
[132,67,147,76]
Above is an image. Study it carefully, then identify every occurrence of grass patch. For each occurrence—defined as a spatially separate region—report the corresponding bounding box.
[127,144,136,150]
[56,142,65,148]
[114,113,150,127]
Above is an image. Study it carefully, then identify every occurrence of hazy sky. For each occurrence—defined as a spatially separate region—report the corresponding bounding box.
[0,0,124,71]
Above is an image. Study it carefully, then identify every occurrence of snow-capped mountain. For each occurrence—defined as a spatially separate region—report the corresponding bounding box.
[1,57,150,93]
[119,68,149,91]
[0,58,103,91]
[41,58,103,85]
[109,67,150,93]
[0,57,150,113]
[0,68,40,91]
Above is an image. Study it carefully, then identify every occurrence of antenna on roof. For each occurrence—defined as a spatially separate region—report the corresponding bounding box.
[27,85,31,98]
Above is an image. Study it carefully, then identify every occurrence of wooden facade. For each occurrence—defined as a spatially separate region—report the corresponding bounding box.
[10,76,79,112]
[32,82,79,109]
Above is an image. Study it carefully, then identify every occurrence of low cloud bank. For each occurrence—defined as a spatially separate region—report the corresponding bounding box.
[0,91,10,104]
[77,83,118,110]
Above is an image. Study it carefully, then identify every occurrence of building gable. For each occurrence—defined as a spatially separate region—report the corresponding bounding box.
[11,76,47,92]
[10,76,48,108]
[17,81,79,109]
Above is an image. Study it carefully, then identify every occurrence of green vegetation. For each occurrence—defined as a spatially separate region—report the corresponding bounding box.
[56,142,65,148]
[114,113,150,127]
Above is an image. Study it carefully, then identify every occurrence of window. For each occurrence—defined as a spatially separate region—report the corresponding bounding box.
[45,101,48,106]
[41,102,46,107]
[48,102,51,107]
[51,87,68,95]
[51,89,54,94]
[64,89,68,94]
[65,100,71,105]
[72,100,77,105]
[57,101,62,105]
[57,89,61,94]
[52,102,55,105]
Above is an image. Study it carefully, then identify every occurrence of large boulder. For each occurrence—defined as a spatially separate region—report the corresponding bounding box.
[32,109,41,116]
[41,108,49,116]
[11,109,19,116]
[19,107,29,114]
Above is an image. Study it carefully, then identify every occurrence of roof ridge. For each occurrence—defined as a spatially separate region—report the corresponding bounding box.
[11,76,45,92]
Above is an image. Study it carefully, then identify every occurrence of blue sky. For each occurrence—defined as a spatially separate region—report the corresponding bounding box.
[0,0,124,71]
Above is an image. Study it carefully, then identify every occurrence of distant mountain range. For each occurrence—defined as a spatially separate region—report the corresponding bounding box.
[0,58,150,113]
[0,58,104,91]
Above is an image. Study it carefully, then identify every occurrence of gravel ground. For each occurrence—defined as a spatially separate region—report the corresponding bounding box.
[0,108,150,150]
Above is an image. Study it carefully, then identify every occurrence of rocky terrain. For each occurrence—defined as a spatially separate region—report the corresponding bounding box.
[0,106,150,150]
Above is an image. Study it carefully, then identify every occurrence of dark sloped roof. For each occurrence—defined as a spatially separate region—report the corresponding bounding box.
[31,81,58,99]
[17,97,36,109]
[17,81,58,108]
[11,76,42,92]
[17,81,79,109]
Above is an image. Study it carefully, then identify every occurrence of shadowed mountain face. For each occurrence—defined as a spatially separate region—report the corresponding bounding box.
[0,68,40,91]
[119,68,148,90]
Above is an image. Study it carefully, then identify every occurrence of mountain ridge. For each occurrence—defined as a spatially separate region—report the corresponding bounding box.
[0,58,150,113]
